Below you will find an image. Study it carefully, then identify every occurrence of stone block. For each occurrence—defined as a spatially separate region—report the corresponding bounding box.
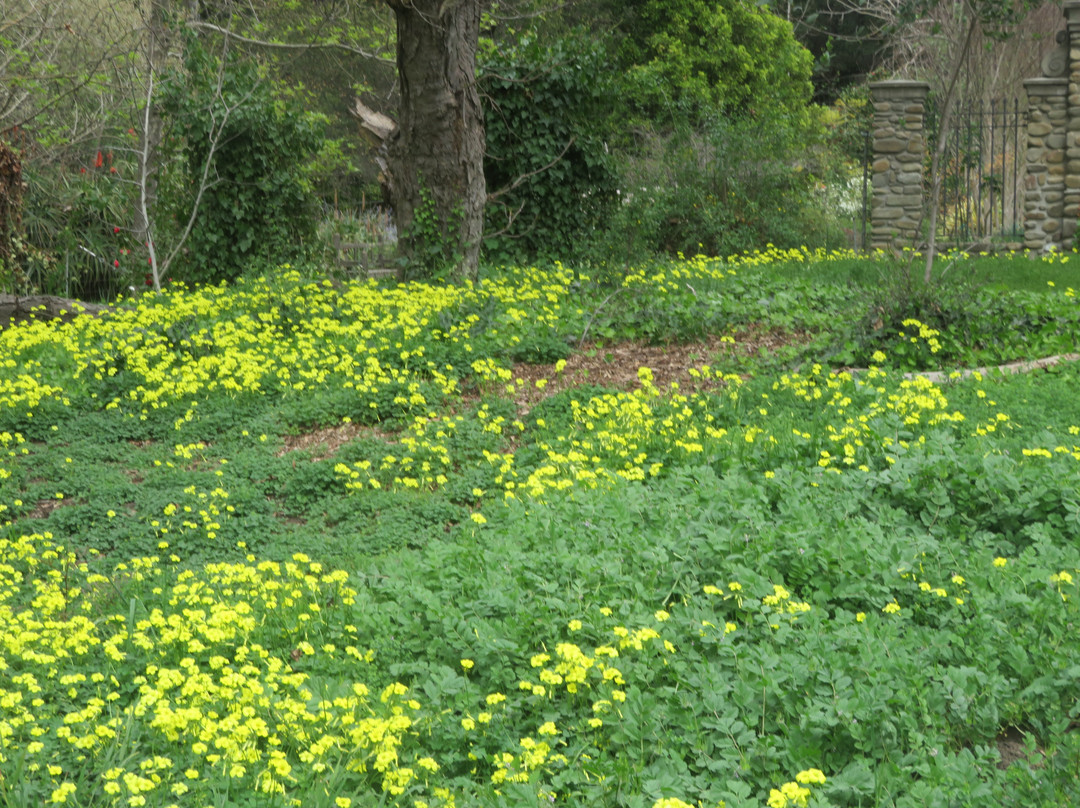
[875,137,906,153]
[872,207,903,218]
[1045,219,1061,233]
[1047,134,1067,149]
[872,159,891,173]
[1030,122,1054,137]
[1047,149,1065,163]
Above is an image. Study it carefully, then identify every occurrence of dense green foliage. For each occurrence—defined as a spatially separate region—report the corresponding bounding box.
[610,0,814,120]
[597,112,852,261]
[2,251,1080,807]
[159,36,325,285]
[480,35,619,263]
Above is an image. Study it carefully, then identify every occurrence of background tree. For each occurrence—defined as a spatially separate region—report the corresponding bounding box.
[601,0,815,122]
[382,0,485,280]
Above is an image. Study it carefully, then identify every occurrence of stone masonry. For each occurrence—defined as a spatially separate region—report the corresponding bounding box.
[869,81,930,253]
[1063,1,1080,246]
[1023,79,1067,250]
[869,1,1080,254]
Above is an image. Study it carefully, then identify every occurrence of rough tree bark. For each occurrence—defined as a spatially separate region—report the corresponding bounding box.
[384,0,485,281]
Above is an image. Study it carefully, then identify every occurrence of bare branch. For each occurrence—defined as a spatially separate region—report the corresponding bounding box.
[486,136,575,203]
[483,199,528,239]
[187,19,395,64]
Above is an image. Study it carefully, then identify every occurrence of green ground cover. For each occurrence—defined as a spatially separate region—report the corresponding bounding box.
[1,250,1079,808]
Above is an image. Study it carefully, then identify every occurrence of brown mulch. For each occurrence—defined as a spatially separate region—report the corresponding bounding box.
[274,326,813,458]
[996,727,1045,770]
[278,422,397,461]
[507,326,812,413]
[29,497,76,519]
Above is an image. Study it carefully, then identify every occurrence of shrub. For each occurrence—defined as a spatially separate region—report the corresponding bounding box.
[597,111,851,262]
[159,35,325,286]
[480,34,619,264]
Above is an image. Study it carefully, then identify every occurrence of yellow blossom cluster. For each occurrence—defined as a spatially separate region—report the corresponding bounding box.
[0,533,443,804]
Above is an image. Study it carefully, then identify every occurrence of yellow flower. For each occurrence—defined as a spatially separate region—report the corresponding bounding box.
[48,784,77,804]
[993,557,1007,568]
[568,619,582,631]
[460,658,474,670]
[470,512,487,525]
[882,601,901,615]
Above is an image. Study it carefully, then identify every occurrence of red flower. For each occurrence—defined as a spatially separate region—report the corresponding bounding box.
[94,151,103,168]
[113,227,120,234]
[114,259,120,268]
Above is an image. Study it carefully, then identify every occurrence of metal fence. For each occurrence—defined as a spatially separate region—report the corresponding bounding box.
[927,98,1026,244]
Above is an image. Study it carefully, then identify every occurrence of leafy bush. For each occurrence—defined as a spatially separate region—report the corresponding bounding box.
[610,0,814,122]
[598,112,850,262]
[17,146,142,300]
[480,34,619,264]
[159,35,325,286]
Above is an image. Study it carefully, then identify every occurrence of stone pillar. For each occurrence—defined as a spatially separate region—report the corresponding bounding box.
[1024,79,1068,251]
[869,80,930,253]
[1063,1,1080,244]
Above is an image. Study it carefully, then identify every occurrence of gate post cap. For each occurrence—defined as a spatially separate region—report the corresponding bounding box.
[868,80,931,100]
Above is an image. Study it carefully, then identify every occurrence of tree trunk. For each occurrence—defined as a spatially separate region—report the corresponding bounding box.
[385,0,485,281]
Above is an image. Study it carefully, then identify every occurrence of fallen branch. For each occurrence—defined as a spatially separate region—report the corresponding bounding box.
[837,353,1080,383]
[906,353,1080,383]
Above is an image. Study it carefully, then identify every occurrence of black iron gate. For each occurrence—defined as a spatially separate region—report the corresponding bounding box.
[927,98,1026,244]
